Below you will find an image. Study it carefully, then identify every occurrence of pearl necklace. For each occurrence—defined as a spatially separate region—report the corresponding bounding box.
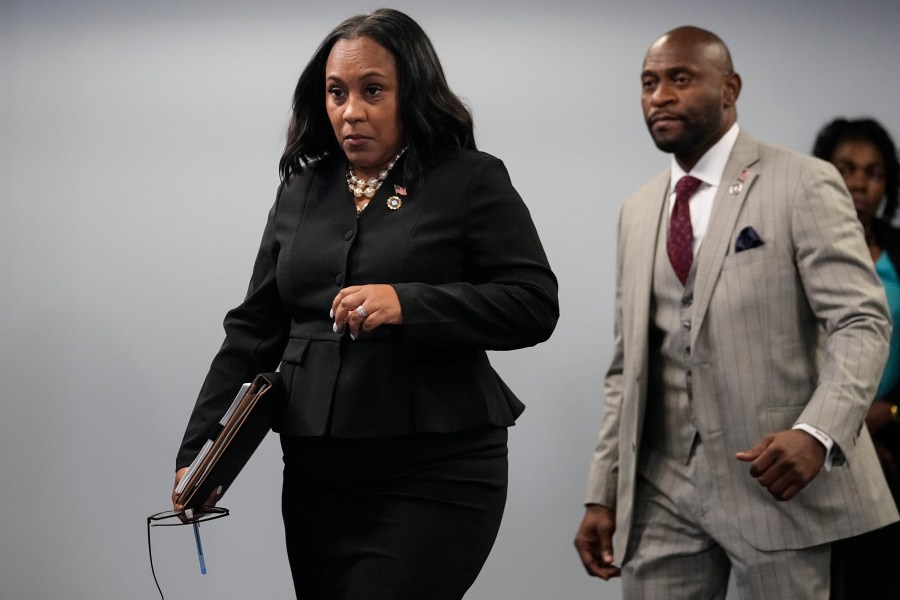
[346,148,406,214]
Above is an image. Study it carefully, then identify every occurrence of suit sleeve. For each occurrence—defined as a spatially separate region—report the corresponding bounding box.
[792,158,892,462]
[585,207,625,507]
[392,156,559,351]
[176,186,291,468]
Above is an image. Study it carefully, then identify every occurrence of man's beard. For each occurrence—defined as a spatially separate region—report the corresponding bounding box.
[648,100,723,158]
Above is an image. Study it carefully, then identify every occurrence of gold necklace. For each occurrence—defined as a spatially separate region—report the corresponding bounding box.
[347,148,406,214]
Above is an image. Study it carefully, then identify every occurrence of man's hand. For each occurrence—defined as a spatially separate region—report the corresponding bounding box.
[574,504,621,580]
[735,429,826,501]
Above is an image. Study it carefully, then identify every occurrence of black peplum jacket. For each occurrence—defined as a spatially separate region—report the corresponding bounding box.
[177,150,559,468]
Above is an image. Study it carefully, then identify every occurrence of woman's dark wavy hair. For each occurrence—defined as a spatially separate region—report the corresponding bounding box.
[278,8,476,186]
[813,117,899,222]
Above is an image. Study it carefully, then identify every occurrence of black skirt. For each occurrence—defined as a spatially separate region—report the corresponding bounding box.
[281,426,508,600]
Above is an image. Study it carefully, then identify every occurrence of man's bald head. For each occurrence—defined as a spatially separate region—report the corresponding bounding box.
[647,26,735,76]
[640,26,742,170]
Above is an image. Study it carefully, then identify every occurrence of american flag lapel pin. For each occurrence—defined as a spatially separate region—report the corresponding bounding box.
[729,169,751,195]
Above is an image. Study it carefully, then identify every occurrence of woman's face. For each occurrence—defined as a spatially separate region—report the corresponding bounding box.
[831,140,886,225]
[325,36,405,180]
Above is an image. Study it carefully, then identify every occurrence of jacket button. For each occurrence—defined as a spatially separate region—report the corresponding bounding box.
[335,273,343,285]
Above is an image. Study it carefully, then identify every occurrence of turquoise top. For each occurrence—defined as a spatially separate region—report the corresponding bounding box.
[876,250,900,399]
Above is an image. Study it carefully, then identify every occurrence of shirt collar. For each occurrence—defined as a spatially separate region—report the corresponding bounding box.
[670,123,740,189]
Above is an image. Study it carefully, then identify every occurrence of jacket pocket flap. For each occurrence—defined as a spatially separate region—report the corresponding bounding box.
[281,338,310,364]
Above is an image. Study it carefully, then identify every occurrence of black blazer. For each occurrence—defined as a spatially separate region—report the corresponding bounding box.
[177,150,559,467]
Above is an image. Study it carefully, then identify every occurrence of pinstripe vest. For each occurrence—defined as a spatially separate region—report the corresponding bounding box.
[642,205,699,464]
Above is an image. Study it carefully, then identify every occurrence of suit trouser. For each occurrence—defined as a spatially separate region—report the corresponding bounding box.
[281,426,508,600]
[622,441,830,600]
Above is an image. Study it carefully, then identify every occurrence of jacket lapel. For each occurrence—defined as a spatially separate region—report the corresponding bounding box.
[690,132,761,345]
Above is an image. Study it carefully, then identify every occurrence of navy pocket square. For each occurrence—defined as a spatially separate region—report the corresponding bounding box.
[735,226,764,252]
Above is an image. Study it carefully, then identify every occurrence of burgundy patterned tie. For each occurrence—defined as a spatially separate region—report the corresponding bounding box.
[668,175,702,285]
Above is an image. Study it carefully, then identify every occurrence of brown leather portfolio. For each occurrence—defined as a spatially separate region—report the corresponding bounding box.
[174,372,282,510]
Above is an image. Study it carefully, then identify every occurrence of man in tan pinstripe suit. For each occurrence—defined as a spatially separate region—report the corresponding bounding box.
[574,26,899,599]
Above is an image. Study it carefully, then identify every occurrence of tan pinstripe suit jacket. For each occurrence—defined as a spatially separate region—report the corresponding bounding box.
[586,132,899,560]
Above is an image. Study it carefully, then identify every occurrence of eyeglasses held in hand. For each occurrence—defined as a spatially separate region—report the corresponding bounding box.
[146,507,230,600]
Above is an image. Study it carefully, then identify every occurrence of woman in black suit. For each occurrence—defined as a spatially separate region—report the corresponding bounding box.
[172,8,558,599]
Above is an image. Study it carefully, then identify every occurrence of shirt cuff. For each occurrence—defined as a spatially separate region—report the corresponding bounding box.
[793,423,835,472]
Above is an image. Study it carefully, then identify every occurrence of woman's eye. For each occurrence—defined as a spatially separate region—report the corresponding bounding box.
[866,167,886,181]
[836,164,853,178]
[328,88,345,100]
[365,86,382,97]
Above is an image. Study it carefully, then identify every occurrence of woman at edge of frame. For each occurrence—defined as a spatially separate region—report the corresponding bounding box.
[814,117,900,600]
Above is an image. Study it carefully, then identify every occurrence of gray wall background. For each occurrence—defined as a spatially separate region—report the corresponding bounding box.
[2,0,899,598]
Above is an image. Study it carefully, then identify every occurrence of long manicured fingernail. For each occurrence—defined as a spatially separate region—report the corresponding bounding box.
[329,309,334,318]
[216,486,223,496]
[350,333,357,341]
[333,322,338,333]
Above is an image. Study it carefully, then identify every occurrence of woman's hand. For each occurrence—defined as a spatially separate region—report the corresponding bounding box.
[331,284,403,340]
[172,467,189,511]
[172,467,222,521]
[866,400,894,435]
